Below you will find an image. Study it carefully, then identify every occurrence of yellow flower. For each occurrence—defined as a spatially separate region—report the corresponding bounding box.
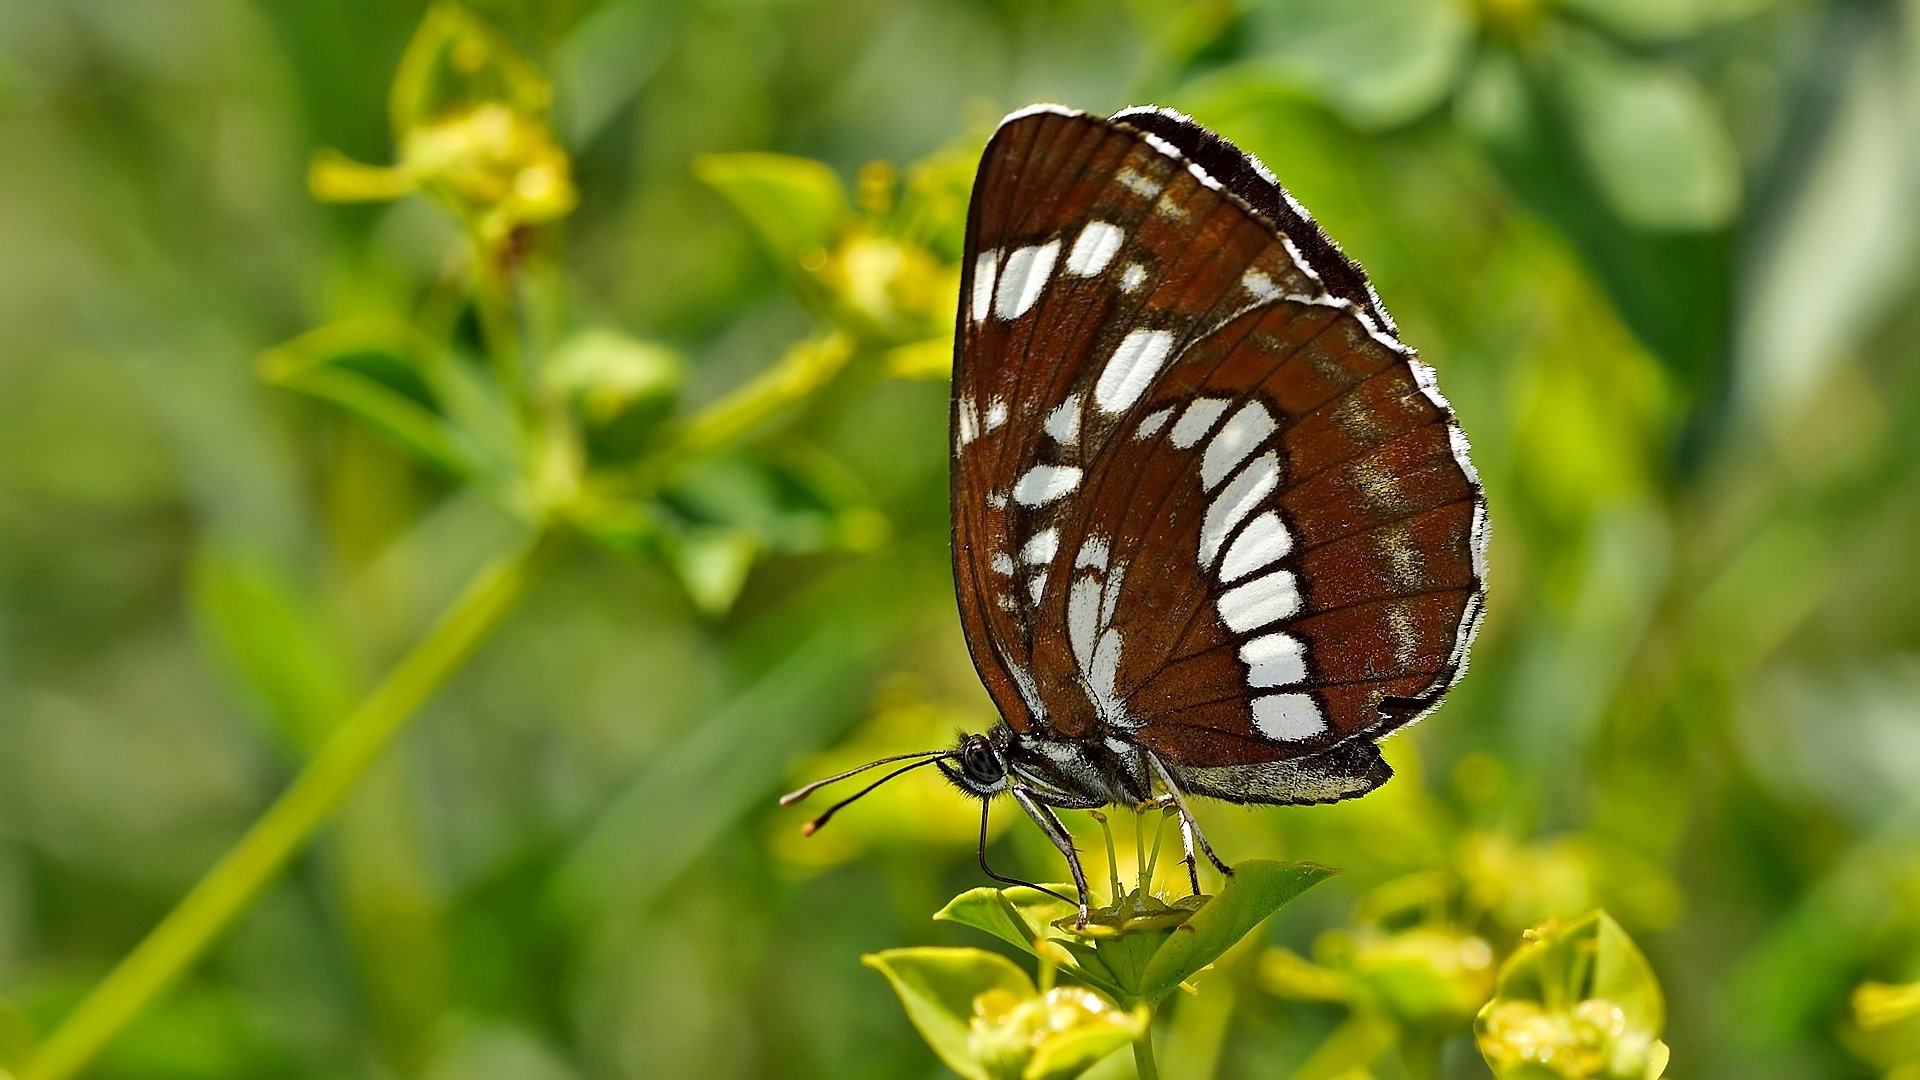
[1855,980,1920,1031]
[1475,912,1669,1080]
[968,985,1148,1080]
[307,3,575,244]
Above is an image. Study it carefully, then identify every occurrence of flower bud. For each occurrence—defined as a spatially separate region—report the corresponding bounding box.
[1475,911,1669,1079]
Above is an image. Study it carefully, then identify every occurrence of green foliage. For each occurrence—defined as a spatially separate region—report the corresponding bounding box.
[3,0,1918,1077]
[900,856,1332,1077]
[937,862,1333,1008]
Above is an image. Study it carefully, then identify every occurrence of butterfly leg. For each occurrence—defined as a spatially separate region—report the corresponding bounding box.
[1139,795,1204,894]
[1146,753,1234,887]
[1170,802,1204,896]
[1012,787,1093,926]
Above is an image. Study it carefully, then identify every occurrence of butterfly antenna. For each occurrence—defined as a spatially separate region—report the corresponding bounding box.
[975,800,1079,907]
[779,749,952,807]
[800,756,945,836]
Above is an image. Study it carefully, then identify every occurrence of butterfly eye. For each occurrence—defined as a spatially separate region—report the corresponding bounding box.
[960,735,1004,785]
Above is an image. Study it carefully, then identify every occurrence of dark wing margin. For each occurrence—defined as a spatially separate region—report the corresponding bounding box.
[1110,105,1396,336]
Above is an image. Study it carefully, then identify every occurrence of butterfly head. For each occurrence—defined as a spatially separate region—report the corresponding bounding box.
[935,730,1011,798]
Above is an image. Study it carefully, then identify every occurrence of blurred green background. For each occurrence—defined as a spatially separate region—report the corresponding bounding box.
[3,0,1919,1076]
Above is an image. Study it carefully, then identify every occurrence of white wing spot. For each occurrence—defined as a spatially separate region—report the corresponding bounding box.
[1068,567,1129,727]
[1068,575,1101,671]
[1117,168,1164,199]
[1136,407,1173,439]
[1099,561,1126,628]
[1217,568,1303,634]
[1095,329,1174,414]
[998,646,1048,721]
[1199,452,1279,567]
[1028,571,1048,607]
[995,240,1061,320]
[990,553,1015,576]
[985,397,1008,432]
[1076,537,1110,570]
[986,490,1008,510]
[971,251,999,323]
[1242,268,1282,303]
[1241,632,1308,688]
[1220,511,1294,582]
[1120,263,1148,293]
[1201,402,1277,490]
[1089,628,1123,718]
[1066,221,1125,277]
[1253,693,1325,741]
[1045,394,1082,444]
[1170,398,1230,449]
[957,396,980,447]
[1013,464,1082,507]
[1021,528,1058,565]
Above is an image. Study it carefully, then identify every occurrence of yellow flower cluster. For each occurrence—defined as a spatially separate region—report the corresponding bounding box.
[308,3,575,245]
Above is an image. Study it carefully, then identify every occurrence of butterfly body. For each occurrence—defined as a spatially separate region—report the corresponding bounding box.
[787,104,1486,920]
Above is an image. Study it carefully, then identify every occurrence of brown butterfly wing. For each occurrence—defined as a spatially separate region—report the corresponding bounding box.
[951,106,1487,774]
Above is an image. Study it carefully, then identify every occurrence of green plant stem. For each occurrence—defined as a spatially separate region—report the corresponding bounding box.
[1132,1022,1160,1080]
[23,532,555,1080]
[679,330,855,455]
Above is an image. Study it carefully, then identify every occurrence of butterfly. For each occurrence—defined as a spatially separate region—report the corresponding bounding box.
[783,104,1488,923]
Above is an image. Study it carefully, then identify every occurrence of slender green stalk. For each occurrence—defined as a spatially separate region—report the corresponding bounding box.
[1132,1022,1161,1080]
[1090,810,1124,902]
[678,330,855,455]
[24,532,555,1080]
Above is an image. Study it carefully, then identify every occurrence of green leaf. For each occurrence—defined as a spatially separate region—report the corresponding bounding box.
[257,318,479,478]
[937,888,1051,956]
[695,152,850,268]
[1552,32,1740,231]
[1078,932,1165,1000]
[863,948,1035,1080]
[1137,861,1335,1003]
[543,328,684,463]
[1051,941,1130,1005]
[648,447,890,612]
[661,526,760,616]
[663,450,889,558]
[1237,0,1474,129]
[935,888,1129,1001]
